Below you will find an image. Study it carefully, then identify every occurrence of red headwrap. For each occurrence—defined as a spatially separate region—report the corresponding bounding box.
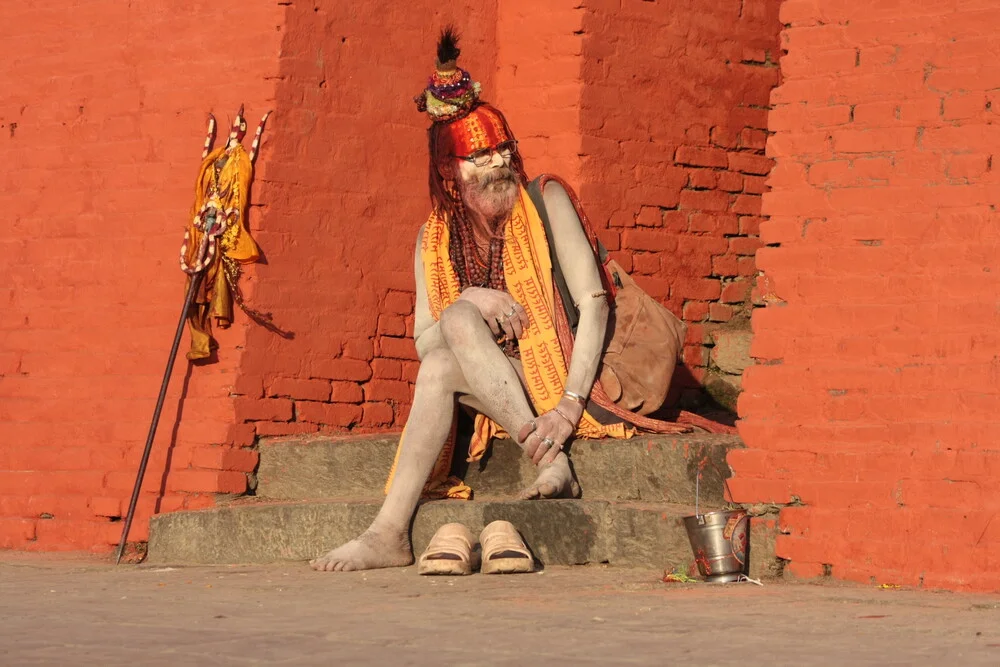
[439,104,512,157]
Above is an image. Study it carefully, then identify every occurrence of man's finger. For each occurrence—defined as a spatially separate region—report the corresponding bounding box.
[500,317,516,342]
[488,317,501,336]
[509,316,524,339]
[518,309,531,333]
[522,432,541,460]
[531,435,556,464]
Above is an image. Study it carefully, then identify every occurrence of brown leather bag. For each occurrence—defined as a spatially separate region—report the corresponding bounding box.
[527,176,686,416]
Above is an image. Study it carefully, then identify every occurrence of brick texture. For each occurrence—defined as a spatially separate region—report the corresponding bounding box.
[575,0,782,409]
[0,1,783,553]
[228,1,497,448]
[733,0,1000,593]
[0,1,283,551]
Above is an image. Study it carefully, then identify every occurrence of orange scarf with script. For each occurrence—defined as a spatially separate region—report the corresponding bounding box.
[385,187,629,500]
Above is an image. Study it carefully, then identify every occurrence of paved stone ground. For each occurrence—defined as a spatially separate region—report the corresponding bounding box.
[2,553,999,666]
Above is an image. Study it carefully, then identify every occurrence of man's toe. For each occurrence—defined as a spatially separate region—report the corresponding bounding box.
[519,486,540,500]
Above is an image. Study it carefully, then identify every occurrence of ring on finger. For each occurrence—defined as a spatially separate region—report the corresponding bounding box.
[541,437,555,448]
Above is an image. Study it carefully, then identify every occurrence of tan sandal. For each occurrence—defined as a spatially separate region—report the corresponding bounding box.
[418,523,481,576]
[480,520,535,574]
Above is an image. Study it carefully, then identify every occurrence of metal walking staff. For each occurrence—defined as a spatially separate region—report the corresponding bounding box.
[115,108,269,564]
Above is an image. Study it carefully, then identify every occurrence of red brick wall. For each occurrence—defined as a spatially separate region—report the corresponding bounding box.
[576,0,781,409]
[733,0,1000,592]
[229,2,497,440]
[0,2,283,550]
[495,1,587,182]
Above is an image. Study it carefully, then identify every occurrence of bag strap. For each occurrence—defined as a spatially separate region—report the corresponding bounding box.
[526,176,580,332]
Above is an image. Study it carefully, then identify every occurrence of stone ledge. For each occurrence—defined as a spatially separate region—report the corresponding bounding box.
[255,433,743,505]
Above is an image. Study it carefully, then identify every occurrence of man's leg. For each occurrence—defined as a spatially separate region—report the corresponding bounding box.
[311,302,575,572]
[439,301,577,500]
[311,347,467,571]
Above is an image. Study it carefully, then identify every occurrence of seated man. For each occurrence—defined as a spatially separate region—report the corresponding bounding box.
[312,30,648,572]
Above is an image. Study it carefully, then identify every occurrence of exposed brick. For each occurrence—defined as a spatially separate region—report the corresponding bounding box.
[361,402,395,427]
[234,398,293,422]
[728,153,774,175]
[166,471,247,495]
[718,171,744,192]
[383,291,414,316]
[254,421,319,437]
[364,379,412,404]
[729,237,764,256]
[721,281,751,304]
[295,402,362,428]
[267,377,331,402]
[371,359,403,380]
[682,301,709,321]
[708,303,735,322]
[330,380,364,403]
[379,337,418,361]
[621,229,679,253]
[190,446,259,473]
[679,189,732,212]
[377,315,407,337]
[676,146,729,168]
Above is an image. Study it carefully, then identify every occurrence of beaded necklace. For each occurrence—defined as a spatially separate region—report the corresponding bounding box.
[447,206,520,358]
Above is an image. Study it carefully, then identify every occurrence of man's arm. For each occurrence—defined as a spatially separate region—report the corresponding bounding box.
[542,180,610,407]
[412,225,445,360]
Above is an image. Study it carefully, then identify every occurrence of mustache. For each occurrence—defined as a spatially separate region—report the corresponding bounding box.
[478,167,517,187]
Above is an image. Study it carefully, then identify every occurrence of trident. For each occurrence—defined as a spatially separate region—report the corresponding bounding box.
[114,107,270,564]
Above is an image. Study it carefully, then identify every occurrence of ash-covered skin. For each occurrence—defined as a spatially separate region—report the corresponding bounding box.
[311,149,604,573]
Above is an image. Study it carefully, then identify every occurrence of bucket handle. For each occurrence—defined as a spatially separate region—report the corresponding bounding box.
[695,454,737,517]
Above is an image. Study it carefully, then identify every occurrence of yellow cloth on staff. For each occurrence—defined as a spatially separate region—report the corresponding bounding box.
[385,186,629,500]
[183,144,261,360]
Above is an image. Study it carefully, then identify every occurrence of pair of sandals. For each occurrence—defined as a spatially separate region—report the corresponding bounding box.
[418,520,535,575]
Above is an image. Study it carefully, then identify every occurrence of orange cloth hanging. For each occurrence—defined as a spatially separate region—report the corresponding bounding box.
[182,143,261,360]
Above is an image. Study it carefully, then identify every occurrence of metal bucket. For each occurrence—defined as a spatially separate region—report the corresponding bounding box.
[683,509,750,583]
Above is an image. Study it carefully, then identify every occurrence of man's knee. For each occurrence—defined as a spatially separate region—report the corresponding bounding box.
[438,300,482,347]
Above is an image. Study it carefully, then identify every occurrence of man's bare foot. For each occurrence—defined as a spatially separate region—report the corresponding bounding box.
[310,527,414,572]
[519,451,581,500]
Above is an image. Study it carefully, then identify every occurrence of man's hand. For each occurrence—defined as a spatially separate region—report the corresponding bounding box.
[457,287,530,340]
[517,397,585,465]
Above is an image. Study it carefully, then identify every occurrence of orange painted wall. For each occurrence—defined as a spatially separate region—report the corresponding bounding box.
[733,0,1000,591]
[576,0,781,407]
[0,2,282,550]
[230,1,497,441]
[0,2,782,553]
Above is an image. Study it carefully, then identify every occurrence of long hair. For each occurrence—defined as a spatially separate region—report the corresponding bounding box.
[426,103,529,221]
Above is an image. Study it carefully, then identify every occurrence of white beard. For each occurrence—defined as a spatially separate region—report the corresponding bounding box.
[461,170,519,221]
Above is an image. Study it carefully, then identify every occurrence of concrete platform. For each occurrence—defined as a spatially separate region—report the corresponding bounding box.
[3,555,999,667]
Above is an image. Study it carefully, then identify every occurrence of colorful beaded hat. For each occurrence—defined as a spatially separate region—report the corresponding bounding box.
[415,27,514,157]
[415,27,482,123]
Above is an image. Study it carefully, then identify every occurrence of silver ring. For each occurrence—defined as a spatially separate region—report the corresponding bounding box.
[506,306,517,317]
[541,437,555,448]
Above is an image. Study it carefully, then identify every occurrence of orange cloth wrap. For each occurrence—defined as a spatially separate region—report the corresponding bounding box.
[440,105,511,157]
[385,187,629,500]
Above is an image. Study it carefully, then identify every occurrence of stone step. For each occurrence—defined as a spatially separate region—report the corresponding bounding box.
[147,498,718,572]
[255,433,742,505]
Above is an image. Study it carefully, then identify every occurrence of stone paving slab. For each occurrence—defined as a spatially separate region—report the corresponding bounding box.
[256,433,740,504]
[148,498,715,571]
[1,554,999,667]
